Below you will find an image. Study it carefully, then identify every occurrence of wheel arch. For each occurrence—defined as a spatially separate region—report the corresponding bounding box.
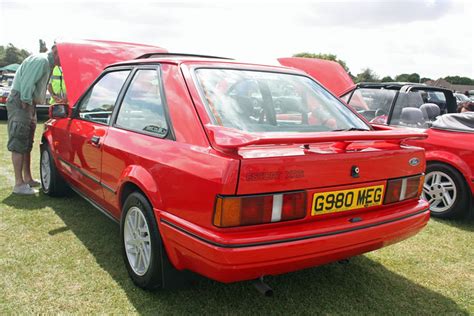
[426,151,473,189]
[40,134,52,149]
[425,159,473,209]
[118,170,187,288]
[117,165,163,215]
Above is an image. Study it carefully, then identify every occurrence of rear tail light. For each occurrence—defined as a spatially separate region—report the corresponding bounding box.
[214,191,306,228]
[384,174,424,204]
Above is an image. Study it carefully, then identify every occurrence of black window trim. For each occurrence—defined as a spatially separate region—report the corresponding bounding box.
[73,66,134,126]
[111,64,176,141]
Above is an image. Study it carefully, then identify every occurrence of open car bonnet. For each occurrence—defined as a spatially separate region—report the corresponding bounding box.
[278,57,355,97]
[56,40,167,106]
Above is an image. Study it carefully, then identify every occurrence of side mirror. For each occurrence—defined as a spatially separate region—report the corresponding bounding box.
[49,103,69,119]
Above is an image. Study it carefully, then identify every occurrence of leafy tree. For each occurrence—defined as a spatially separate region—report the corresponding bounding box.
[0,44,30,67]
[420,77,432,83]
[407,73,420,83]
[444,76,474,85]
[39,39,48,53]
[355,68,379,83]
[395,73,420,83]
[381,76,394,82]
[293,52,350,72]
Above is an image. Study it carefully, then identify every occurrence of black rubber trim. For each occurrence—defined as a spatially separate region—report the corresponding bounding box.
[101,182,116,194]
[160,208,429,249]
[58,157,117,194]
[58,157,100,183]
[69,184,119,223]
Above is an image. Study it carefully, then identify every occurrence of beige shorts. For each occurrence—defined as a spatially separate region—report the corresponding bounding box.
[6,90,37,154]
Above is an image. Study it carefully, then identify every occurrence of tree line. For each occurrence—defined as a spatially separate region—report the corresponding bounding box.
[1,44,472,86]
[293,52,474,85]
[0,44,31,67]
[0,40,47,68]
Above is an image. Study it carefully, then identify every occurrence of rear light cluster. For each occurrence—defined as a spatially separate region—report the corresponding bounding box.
[0,96,7,104]
[214,192,306,228]
[384,174,424,204]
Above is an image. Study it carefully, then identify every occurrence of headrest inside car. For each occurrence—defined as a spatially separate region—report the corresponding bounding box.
[420,103,440,120]
[401,107,424,126]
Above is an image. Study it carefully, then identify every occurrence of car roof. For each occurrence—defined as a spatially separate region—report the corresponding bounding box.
[107,53,306,75]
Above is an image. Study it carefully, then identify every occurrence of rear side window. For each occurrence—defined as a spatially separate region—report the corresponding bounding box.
[78,71,130,124]
[115,69,168,137]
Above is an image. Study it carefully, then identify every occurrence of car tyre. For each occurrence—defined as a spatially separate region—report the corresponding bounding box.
[40,144,68,196]
[423,162,470,219]
[121,192,164,290]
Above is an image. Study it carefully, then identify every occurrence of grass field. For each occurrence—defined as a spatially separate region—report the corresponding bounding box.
[1,120,473,315]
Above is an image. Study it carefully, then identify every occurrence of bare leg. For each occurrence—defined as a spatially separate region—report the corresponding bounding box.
[12,152,25,186]
[23,152,33,183]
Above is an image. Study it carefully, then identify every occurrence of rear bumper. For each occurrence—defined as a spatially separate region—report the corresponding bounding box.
[158,201,429,283]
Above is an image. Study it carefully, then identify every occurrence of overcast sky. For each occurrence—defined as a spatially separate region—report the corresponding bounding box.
[1,0,473,79]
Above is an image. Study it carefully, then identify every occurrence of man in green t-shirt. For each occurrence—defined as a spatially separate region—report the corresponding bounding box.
[6,45,60,195]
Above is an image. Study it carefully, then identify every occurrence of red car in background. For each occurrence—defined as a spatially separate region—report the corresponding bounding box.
[279,57,474,219]
[41,41,429,290]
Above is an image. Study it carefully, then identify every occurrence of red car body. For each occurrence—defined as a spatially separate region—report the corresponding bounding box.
[407,127,474,203]
[281,57,474,218]
[41,42,430,289]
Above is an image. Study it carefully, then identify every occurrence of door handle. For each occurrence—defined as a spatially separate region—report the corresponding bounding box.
[91,136,101,146]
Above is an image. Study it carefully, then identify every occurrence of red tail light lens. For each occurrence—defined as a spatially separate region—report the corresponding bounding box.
[384,174,424,204]
[384,179,403,204]
[240,195,273,225]
[214,192,307,228]
[282,192,306,220]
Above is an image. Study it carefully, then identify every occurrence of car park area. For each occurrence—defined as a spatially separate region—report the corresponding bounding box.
[0,120,472,313]
[1,1,472,312]
[1,40,473,314]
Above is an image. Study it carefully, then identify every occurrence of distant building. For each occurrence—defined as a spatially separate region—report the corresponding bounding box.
[426,78,474,93]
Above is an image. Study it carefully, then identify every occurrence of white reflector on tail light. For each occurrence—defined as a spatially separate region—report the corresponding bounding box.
[384,174,424,204]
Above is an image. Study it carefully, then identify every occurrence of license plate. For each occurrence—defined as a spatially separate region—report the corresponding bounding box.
[312,185,385,216]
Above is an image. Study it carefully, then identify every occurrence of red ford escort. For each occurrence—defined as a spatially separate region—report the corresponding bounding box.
[41,41,430,290]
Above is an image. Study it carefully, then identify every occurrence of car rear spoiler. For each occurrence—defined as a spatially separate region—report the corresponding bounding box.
[205,125,428,153]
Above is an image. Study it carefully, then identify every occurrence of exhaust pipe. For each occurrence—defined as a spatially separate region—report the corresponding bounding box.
[252,277,273,297]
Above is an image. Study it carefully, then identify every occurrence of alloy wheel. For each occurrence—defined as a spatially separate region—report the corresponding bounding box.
[124,206,152,276]
[422,171,457,213]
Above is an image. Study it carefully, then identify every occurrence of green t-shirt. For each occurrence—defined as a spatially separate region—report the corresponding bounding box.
[12,52,55,105]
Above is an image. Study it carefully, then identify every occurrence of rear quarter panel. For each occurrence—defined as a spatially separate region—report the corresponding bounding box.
[407,128,474,194]
[101,63,240,226]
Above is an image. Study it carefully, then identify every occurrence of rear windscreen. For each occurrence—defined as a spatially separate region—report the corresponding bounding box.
[194,69,369,133]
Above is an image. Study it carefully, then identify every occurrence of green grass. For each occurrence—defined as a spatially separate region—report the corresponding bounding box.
[0,120,473,314]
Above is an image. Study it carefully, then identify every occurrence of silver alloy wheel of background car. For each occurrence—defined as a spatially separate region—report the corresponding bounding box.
[41,149,51,191]
[124,206,152,276]
[422,171,457,214]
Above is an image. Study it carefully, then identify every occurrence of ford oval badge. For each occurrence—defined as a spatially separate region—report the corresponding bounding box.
[409,158,420,166]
